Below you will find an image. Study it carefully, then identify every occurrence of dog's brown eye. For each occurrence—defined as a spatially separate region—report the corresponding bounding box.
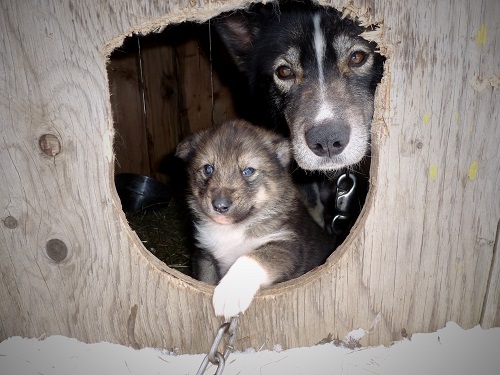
[276,65,294,80]
[349,51,366,66]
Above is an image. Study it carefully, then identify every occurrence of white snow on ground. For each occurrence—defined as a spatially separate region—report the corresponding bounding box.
[1,322,499,375]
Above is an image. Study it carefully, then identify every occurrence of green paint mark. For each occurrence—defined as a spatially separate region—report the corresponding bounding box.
[423,112,430,125]
[476,23,487,45]
[429,164,438,180]
[468,161,478,181]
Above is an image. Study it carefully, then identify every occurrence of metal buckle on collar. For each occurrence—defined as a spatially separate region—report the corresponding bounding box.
[335,172,357,213]
[331,172,357,236]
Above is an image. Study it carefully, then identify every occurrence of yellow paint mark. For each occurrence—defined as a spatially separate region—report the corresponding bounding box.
[476,23,487,45]
[423,112,430,125]
[468,161,478,181]
[454,112,459,121]
[469,125,473,134]
[429,164,438,181]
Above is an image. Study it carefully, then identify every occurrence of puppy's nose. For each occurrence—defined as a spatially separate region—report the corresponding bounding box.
[305,123,350,157]
[212,196,232,213]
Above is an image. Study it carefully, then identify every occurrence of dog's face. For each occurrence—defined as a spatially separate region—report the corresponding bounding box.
[176,120,291,225]
[215,2,385,171]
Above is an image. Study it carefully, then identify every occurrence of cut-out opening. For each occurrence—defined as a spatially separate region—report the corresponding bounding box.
[107,1,386,284]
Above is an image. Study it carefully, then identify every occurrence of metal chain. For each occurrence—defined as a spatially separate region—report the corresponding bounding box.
[196,315,239,375]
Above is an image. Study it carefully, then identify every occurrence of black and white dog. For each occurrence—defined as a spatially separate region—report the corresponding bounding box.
[215,0,385,172]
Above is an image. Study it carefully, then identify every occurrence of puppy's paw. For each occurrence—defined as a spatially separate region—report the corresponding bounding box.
[213,277,258,319]
[213,256,269,319]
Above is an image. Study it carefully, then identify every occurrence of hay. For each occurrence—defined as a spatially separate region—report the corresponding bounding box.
[125,196,194,276]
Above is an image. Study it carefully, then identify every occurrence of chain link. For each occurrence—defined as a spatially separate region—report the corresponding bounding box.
[196,315,239,375]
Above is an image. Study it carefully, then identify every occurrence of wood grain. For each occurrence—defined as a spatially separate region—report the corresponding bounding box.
[108,25,237,182]
[108,39,151,177]
[0,0,498,354]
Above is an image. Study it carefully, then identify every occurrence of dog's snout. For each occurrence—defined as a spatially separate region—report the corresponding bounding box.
[212,196,232,213]
[305,123,350,157]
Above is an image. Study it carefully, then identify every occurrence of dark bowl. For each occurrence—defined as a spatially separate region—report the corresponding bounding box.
[115,173,171,213]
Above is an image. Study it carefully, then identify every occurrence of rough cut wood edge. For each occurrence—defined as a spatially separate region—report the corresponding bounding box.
[0,0,498,355]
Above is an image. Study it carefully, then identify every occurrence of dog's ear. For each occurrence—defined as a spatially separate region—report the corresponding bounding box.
[175,134,198,162]
[214,13,258,71]
[272,137,292,169]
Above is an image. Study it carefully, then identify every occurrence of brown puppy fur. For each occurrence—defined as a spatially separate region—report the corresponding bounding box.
[176,120,334,318]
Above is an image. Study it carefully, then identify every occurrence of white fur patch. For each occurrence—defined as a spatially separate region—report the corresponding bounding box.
[195,220,292,276]
[213,256,270,318]
[313,14,325,90]
[313,14,334,122]
[315,102,334,122]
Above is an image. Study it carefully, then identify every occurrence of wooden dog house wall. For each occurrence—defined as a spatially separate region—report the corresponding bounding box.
[108,24,240,183]
[1,0,498,354]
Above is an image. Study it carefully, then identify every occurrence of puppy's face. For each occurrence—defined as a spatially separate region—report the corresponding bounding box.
[176,120,291,225]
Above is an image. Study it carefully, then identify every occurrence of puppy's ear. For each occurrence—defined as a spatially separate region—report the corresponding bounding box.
[175,135,197,162]
[214,13,259,71]
[272,137,292,169]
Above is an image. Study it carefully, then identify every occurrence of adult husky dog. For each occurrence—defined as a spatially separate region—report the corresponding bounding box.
[215,1,385,171]
[176,120,333,318]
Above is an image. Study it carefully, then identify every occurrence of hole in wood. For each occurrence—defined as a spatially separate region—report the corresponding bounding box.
[107,3,386,284]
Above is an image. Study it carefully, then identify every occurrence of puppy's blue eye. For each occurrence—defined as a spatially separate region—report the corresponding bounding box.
[242,167,255,176]
[203,164,214,175]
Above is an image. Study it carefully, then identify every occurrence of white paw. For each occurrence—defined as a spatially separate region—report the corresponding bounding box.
[213,256,269,319]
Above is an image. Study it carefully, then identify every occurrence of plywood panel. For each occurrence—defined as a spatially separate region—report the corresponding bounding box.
[139,34,182,182]
[109,25,238,181]
[108,40,151,176]
[175,27,238,135]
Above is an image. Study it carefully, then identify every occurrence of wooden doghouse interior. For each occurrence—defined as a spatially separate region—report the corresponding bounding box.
[107,22,245,274]
[107,15,374,275]
[108,22,249,184]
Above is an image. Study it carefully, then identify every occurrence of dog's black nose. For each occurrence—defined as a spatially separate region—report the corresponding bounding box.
[305,123,350,157]
[212,196,232,213]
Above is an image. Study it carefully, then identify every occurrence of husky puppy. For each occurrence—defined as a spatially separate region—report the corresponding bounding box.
[176,120,334,318]
[214,1,385,172]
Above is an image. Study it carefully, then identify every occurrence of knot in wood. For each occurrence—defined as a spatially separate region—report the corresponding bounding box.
[45,238,68,263]
[4,216,18,229]
[39,134,62,157]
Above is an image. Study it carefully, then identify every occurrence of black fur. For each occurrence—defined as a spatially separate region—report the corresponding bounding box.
[215,0,385,171]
